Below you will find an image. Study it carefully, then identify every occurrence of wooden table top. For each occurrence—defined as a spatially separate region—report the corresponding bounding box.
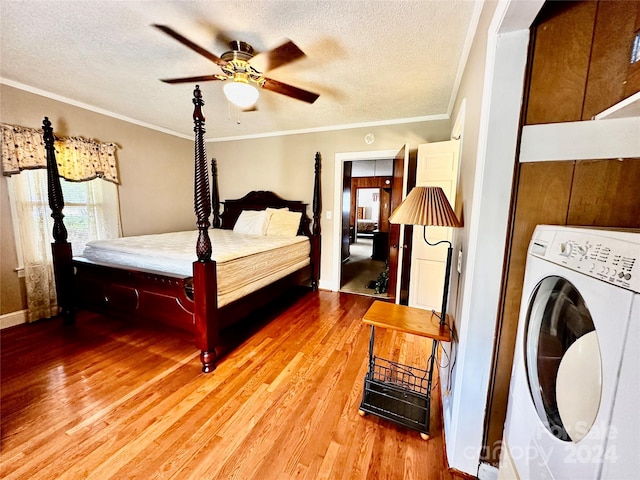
[362,300,452,342]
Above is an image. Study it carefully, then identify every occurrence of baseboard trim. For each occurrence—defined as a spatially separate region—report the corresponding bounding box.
[477,462,499,480]
[318,279,337,291]
[439,383,480,480]
[1,309,27,330]
[450,468,479,480]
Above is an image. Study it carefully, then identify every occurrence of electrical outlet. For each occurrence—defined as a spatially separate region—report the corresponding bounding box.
[457,250,463,273]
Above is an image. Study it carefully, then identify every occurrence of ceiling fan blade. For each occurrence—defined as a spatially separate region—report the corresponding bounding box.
[262,78,319,104]
[153,24,227,66]
[160,75,223,84]
[252,40,306,72]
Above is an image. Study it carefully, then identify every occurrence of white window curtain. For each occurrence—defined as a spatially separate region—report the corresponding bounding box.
[1,123,121,322]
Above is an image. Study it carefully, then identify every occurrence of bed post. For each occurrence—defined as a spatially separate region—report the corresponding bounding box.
[211,158,221,228]
[44,117,75,324]
[191,85,219,373]
[311,152,321,291]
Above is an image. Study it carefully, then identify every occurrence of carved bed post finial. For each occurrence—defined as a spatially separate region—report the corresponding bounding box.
[193,85,212,261]
[311,152,322,290]
[211,158,221,228]
[192,86,219,374]
[44,117,68,244]
[43,117,75,324]
[313,152,321,237]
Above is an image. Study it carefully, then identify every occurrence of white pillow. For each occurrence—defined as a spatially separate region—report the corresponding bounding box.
[233,210,269,235]
[266,210,302,236]
[266,206,289,212]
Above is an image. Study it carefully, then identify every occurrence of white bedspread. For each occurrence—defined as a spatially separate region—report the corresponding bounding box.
[81,229,311,306]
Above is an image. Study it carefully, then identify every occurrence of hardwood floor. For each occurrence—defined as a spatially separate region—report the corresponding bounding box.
[1,290,453,480]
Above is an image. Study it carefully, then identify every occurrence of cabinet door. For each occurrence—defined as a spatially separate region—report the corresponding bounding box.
[624,3,640,99]
[583,2,640,119]
[525,1,597,125]
[568,158,640,226]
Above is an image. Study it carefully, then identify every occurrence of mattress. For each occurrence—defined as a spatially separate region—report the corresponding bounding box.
[80,229,311,306]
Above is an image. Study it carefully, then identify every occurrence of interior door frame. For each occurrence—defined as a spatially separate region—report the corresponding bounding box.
[331,149,408,296]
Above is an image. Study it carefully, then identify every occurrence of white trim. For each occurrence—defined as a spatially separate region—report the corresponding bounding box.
[1,77,192,140]
[447,2,485,117]
[478,462,499,480]
[1,310,27,329]
[595,91,640,120]
[331,149,400,292]
[496,0,545,33]
[451,98,467,141]
[444,0,539,473]
[519,117,640,162]
[2,76,451,144]
[207,114,449,143]
[317,279,334,291]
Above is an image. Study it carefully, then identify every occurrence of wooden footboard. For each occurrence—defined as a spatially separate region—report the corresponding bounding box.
[73,259,196,330]
[45,85,322,374]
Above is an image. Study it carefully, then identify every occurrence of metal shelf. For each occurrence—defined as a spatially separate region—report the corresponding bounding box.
[358,301,451,438]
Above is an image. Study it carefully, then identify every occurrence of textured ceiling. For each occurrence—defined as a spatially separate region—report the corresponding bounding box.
[0,1,480,140]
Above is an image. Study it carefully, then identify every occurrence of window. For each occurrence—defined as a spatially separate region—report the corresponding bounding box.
[7,170,120,321]
[2,121,120,321]
[8,170,121,272]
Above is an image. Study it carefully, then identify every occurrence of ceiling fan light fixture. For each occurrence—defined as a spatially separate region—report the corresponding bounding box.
[223,77,259,109]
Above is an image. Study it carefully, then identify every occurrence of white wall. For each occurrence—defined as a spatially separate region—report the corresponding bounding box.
[442,0,544,475]
[208,121,451,291]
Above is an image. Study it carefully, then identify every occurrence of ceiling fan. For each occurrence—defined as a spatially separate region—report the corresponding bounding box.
[153,24,319,108]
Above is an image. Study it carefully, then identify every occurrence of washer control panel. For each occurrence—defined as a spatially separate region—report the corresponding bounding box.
[530,226,640,293]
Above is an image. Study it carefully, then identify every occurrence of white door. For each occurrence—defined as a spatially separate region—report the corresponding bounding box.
[408,140,460,311]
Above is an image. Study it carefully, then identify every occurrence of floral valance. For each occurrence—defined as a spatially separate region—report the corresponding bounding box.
[1,123,120,184]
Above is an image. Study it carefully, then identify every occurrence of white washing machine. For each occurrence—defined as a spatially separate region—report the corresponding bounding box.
[501,225,639,480]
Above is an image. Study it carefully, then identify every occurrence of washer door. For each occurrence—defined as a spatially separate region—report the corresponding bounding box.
[524,275,602,442]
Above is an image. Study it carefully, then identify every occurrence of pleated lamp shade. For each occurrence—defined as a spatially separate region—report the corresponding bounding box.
[389,186,461,227]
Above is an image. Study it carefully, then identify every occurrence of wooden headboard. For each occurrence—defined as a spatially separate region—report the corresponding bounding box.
[220,190,312,237]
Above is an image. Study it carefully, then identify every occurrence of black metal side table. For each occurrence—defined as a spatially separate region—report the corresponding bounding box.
[358,300,451,440]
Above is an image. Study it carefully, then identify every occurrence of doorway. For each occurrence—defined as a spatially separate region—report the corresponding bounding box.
[333,149,408,299]
[341,185,387,297]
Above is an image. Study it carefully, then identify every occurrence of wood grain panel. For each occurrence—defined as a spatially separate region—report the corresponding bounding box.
[623,2,640,98]
[525,1,597,125]
[583,2,640,119]
[483,161,575,464]
[568,158,640,227]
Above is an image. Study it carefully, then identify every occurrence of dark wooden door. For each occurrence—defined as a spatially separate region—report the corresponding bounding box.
[341,161,352,262]
[386,146,407,302]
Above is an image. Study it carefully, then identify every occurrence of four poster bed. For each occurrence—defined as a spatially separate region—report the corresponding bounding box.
[46,86,321,373]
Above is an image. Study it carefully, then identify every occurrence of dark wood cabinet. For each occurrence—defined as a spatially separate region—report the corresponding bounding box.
[583,1,640,118]
[568,159,640,225]
[526,1,597,124]
[526,1,640,125]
